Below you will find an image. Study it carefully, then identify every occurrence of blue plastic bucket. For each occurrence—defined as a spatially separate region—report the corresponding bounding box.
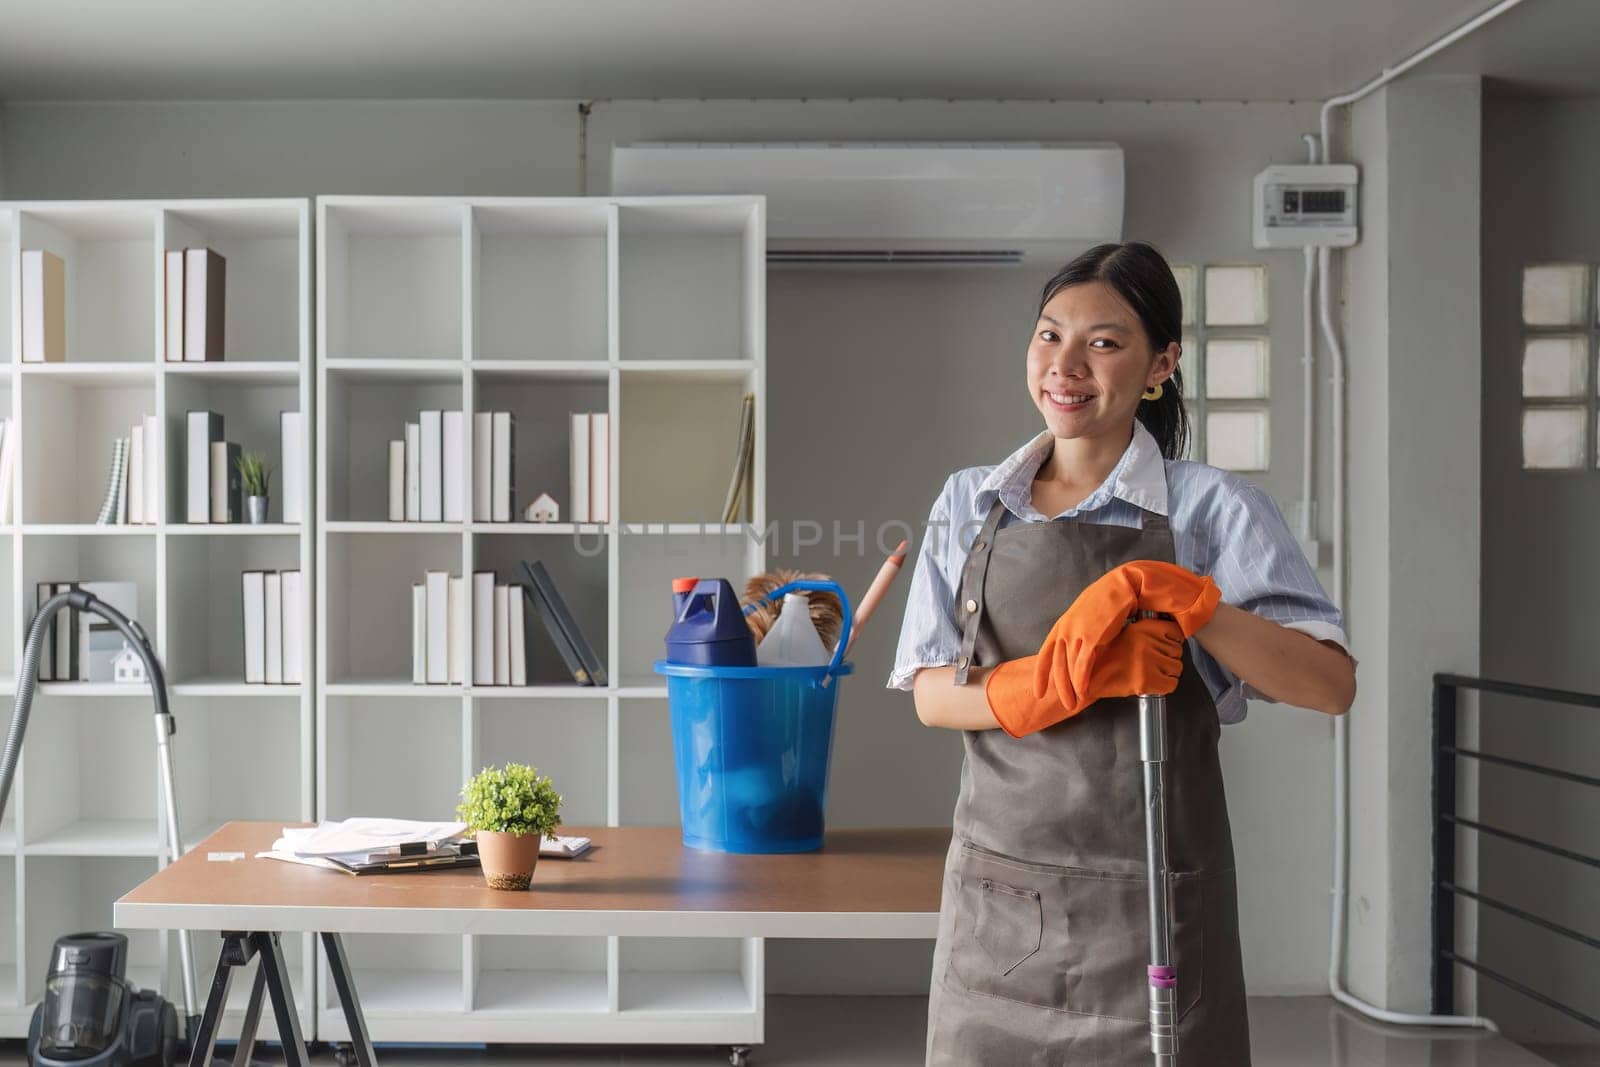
[653,579,853,854]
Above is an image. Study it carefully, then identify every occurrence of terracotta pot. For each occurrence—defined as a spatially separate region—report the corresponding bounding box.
[475,830,542,890]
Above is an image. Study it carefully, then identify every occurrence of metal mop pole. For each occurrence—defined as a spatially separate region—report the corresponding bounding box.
[1139,693,1178,1065]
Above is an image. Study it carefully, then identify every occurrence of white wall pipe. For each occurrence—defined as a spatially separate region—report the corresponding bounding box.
[1312,0,1533,1034]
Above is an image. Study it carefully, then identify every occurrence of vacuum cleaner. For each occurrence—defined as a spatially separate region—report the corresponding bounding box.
[0,589,198,1067]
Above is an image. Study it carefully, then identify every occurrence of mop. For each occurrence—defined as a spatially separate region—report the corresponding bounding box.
[1139,691,1177,1066]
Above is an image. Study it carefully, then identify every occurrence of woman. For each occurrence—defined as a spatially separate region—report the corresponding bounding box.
[889,241,1356,1065]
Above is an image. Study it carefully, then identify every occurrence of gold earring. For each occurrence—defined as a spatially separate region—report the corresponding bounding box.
[1141,382,1164,402]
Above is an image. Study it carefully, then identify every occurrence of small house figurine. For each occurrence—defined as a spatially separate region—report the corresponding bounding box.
[524,493,560,523]
[112,642,146,684]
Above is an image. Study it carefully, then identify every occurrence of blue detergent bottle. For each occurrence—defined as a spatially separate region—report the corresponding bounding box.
[665,577,757,667]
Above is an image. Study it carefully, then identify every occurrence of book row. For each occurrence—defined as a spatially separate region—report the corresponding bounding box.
[411,559,606,688]
[186,410,305,524]
[33,580,140,682]
[241,569,306,685]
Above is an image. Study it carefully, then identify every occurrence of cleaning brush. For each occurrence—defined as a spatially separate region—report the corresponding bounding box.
[743,570,844,649]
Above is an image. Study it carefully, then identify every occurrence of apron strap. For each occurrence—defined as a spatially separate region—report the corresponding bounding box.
[953,499,1008,685]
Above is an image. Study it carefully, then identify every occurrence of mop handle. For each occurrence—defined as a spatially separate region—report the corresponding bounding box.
[1139,691,1178,1066]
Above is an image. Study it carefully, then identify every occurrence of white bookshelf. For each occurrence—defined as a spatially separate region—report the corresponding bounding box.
[0,199,316,1038]
[315,195,766,1046]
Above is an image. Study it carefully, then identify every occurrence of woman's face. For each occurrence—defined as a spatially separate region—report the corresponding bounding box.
[1026,280,1178,442]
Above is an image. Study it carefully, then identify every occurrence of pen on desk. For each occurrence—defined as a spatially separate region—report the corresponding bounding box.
[844,539,908,658]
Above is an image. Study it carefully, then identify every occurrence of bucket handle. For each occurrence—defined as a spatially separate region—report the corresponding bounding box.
[745,578,852,686]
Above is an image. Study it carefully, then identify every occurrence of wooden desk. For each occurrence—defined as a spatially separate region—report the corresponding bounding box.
[115,822,948,1067]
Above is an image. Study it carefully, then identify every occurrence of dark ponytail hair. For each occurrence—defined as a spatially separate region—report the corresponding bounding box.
[1037,241,1190,461]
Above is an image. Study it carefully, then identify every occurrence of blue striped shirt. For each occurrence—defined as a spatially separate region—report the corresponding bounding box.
[887,422,1349,724]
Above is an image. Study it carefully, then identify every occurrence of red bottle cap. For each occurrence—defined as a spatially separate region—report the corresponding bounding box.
[671,577,700,594]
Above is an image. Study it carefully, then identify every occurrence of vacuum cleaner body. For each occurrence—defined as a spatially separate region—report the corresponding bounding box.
[26,932,178,1067]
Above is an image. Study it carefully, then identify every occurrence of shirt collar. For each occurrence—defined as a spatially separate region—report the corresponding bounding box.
[975,421,1169,521]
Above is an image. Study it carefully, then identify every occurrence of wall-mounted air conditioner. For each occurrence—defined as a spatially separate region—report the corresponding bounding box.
[610,142,1123,267]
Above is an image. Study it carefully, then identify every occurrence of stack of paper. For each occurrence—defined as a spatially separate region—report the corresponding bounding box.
[258,817,592,871]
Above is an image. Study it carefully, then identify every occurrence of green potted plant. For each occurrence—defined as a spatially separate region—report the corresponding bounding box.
[457,762,563,890]
[236,451,274,524]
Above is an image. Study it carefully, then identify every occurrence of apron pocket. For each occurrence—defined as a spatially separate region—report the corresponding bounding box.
[949,843,1206,1022]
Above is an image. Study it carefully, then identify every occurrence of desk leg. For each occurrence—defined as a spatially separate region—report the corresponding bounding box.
[251,932,310,1067]
[321,932,378,1067]
[188,933,257,1067]
[231,960,268,1067]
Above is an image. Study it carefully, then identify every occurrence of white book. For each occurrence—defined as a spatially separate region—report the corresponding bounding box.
[0,420,15,525]
[242,571,266,684]
[472,572,494,686]
[589,412,610,524]
[509,588,527,687]
[387,441,405,522]
[21,250,64,364]
[448,575,466,685]
[165,251,185,363]
[265,572,283,685]
[128,424,145,526]
[412,584,426,685]
[570,413,590,523]
[491,412,514,523]
[281,570,304,686]
[472,412,493,522]
[426,571,449,684]
[442,411,465,523]
[493,584,511,686]
[142,414,159,524]
[419,410,442,523]
[184,248,224,362]
[280,411,304,525]
[186,411,222,523]
[210,441,238,523]
[404,422,420,522]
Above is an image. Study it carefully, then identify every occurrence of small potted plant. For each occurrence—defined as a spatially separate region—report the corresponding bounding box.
[236,451,273,525]
[457,762,563,890]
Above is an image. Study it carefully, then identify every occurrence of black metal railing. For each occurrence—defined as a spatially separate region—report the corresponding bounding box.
[1433,673,1600,1031]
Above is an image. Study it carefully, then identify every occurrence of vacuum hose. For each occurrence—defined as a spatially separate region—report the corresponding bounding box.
[0,589,200,1028]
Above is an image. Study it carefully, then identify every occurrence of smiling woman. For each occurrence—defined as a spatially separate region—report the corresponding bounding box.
[890,241,1355,1065]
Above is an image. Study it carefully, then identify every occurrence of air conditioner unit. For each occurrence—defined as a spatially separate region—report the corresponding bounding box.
[610,142,1123,268]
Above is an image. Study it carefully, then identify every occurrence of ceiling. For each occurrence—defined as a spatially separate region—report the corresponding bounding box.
[0,0,1593,103]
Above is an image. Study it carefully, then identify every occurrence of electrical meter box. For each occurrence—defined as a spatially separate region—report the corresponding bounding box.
[1252,164,1359,248]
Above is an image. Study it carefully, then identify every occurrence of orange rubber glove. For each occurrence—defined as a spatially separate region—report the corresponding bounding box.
[985,617,1185,738]
[982,560,1220,738]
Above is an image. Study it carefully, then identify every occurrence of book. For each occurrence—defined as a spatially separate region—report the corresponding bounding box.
[419,410,442,523]
[21,250,65,363]
[0,420,16,524]
[241,572,266,684]
[78,582,136,683]
[472,572,494,686]
[442,411,465,523]
[34,583,56,681]
[509,585,527,687]
[164,250,185,362]
[404,422,420,522]
[515,561,595,687]
[95,438,128,525]
[491,412,514,523]
[472,412,493,522]
[589,412,610,524]
[322,847,481,877]
[265,572,283,685]
[184,248,225,362]
[210,441,241,523]
[280,411,304,525]
[142,414,159,524]
[281,570,304,686]
[525,560,606,686]
[128,423,145,525]
[570,413,590,523]
[426,571,449,685]
[57,583,79,681]
[411,584,426,685]
[493,584,511,686]
[388,441,405,522]
[186,411,223,523]
[448,575,466,685]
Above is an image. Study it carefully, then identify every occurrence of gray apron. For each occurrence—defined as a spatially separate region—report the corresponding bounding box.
[925,495,1252,1065]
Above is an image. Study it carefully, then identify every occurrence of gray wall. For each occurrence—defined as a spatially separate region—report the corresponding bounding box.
[4,97,1354,998]
[1479,91,1600,1047]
